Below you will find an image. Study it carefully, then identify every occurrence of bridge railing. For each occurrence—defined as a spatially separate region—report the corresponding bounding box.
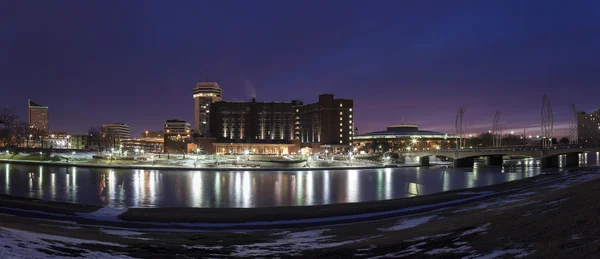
[402,144,600,153]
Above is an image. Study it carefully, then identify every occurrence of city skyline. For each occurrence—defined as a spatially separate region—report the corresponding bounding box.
[2,1,599,137]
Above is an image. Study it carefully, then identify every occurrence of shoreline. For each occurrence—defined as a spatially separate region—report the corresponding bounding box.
[0,158,446,171]
[1,167,598,258]
[0,170,568,228]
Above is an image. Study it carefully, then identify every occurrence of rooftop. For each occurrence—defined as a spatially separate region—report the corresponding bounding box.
[354,124,457,140]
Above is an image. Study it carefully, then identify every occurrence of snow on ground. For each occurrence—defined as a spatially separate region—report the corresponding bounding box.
[99,229,144,236]
[40,224,82,230]
[183,245,224,250]
[99,229,154,241]
[228,229,367,257]
[377,215,437,232]
[0,227,132,259]
[540,198,570,206]
[543,172,600,190]
[404,233,450,242]
[77,208,127,222]
[460,223,490,236]
[424,245,471,255]
[507,192,537,199]
[370,241,427,258]
[453,196,534,213]
[568,234,583,241]
[468,248,532,258]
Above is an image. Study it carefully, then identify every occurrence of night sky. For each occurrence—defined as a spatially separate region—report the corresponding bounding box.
[1,1,599,138]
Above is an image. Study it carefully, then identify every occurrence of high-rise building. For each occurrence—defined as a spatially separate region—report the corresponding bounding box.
[193,82,223,136]
[102,123,130,140]
[295,94,354,146]
[578,109,600,143]
[207,94,354,154]
[210,98,296,141]
[28,100,49,133]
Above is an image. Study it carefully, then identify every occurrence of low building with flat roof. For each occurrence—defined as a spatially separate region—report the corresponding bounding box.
[353,125,458,153]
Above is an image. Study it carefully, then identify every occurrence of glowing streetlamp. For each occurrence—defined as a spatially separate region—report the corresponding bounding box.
[325,149,329,160]
[243,149,250,160]
[39,151,43,161]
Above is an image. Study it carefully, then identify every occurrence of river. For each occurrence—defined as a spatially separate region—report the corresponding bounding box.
[0,153,598,208]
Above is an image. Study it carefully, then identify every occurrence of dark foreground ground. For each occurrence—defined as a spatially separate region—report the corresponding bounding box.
[0,167,599,258]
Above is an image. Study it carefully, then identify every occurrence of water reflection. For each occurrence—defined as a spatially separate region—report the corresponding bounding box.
[0,154,597,209]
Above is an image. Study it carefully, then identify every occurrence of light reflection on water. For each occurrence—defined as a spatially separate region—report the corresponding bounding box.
[0,153,597,209]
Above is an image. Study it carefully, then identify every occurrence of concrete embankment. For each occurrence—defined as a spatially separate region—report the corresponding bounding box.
[0,158,393,171]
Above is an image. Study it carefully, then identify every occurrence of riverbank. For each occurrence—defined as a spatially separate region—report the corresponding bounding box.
[0,167,598,258]
[0,158,402,171]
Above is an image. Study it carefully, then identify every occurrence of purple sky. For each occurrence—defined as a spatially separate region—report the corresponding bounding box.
[1,1,599,138]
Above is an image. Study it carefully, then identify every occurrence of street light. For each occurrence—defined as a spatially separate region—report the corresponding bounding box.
[39,151,43,161]
[325,149,329,160]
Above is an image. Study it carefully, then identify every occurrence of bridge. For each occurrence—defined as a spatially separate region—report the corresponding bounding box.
[399,145,600,168]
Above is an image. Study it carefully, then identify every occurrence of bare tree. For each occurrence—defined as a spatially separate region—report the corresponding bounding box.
[88,126,103,151]
[11,121,31,147]
[0,108,19,148]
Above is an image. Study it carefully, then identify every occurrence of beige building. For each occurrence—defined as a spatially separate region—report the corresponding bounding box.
[164,119,192,153]
[193,81,222,136]
[28,100,49,133]
[102,123,130,140]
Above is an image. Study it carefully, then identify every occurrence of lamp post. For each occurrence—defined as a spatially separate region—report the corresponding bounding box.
[325,149,329,160]
[151,155,154,166]
[39,151,43,161]
[243,149,250,160]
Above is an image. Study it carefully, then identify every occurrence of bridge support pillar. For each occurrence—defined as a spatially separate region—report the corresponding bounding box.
[419,156,430,166]
[488,155,503,166]
[565,153,579,167]
[454,157,475,167]
[541,155,559,168]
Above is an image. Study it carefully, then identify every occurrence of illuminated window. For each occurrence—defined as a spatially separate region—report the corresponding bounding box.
[340,134,343,137]
[350,120,352,124]
[350,115,352,118]
[340,112,343,115]
[340,123,342,126]
[296,109,299,112]
[340,103,343,107]
[340,117,342,121]
[340,129,343,132]
[340,140,343,143]
[349,108,353,112]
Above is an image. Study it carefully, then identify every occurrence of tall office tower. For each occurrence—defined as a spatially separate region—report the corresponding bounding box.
[28,99,49,133]
[193,82,223,136]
